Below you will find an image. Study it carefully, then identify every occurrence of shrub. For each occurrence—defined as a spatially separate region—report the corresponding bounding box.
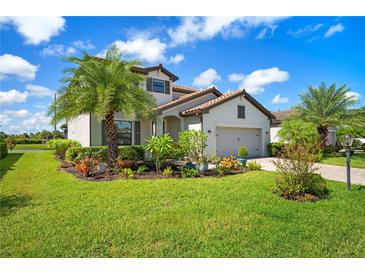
[65,145,144,162]
[322,145,340,157]
[120,168,135,179]
[0,140,8,159]
[215,156,240,175]
[277,119,319,147]
[136,165,148,175]
[181,167,199,178]
[267,142,285,157]
[178,130,207,161]
[237,146,248,157]
[118,145,145,161]
[14,138,43,144]
[273,144,327,200]
[162,166,174,177]
[75,157,99,177]
[247,160,263,170]
[351,139,363,150]
[48,139,81,159]
[144,134,174,173]
[5,137,16,151]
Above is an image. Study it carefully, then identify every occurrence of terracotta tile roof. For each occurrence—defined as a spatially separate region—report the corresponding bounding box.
[155,86,222,113]
[172,84,199,94]
[181,89,275,119]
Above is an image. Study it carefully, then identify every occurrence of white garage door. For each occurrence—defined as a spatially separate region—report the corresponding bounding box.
[216,127,261,157]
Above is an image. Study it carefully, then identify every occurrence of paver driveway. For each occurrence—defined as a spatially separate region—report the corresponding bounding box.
[249,157,365,186]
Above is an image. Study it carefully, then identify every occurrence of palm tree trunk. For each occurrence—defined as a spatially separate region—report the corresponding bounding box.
[105,111,118,166]
[317,125,329,148]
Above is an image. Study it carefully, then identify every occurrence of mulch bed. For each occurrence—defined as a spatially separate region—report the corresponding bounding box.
[58,158,247,182]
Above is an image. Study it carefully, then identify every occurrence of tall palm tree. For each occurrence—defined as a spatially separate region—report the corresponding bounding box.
[295,82,364,147]
[49,46,156,165]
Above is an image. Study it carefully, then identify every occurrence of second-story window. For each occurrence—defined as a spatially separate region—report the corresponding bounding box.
[146,77,170,94]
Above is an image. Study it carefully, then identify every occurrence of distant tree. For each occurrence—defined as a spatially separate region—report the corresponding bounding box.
[295,82,365,147]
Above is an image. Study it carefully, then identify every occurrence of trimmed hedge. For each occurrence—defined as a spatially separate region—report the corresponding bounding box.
[0,141,8,159]
[14,138,44,144]
[267,142,284,157]
[65,145,145,162]
[48,139,81,159]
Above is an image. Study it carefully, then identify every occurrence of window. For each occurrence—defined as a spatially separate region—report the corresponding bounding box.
[134,121,141,145]
[102,120,132,145]
[146,77,170,94]
[237,105,245,119]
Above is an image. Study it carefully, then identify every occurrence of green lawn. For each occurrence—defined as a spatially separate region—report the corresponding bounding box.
[14,144,49,150]
[1,150,364,257]
[320,153,365,169]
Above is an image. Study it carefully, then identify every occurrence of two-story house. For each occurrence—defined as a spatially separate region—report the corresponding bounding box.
[67,64,274,157]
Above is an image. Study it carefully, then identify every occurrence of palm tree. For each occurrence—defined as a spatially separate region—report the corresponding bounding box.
[295,82,364,147]
[49,46,156,165]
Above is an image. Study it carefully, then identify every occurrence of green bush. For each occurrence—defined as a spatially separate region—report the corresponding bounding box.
[237,146,248,157]
[247,160,263,170]
[162,166,174,177]
[65,145,144,162]
[14,138,43,144]
[145,134,174,173]
[120,168,135,179]
[48,139,81,159]
[178,130,207,161]
[0,141,8,159]
[181,167,199,178]
[352,139,363,150]
[267,142,284,157]
[119,145,145,161]
[322,145,340,157]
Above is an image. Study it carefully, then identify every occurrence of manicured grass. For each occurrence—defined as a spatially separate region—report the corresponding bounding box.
[1,150,365,257]
[320,153,365,169]
[14,144,49,150]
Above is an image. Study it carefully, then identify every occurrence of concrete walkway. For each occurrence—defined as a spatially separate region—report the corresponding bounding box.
[248,157,365,186]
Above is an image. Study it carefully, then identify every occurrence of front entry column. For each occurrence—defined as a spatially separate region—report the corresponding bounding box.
[155,117,164,136]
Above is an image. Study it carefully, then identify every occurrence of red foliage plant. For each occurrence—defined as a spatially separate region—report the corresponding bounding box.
[75,157,99,177]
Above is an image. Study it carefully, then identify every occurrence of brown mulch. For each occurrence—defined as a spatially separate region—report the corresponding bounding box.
[57,158,247,182]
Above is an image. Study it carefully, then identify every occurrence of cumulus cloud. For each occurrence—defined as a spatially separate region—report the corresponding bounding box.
[40,44,76,57]
[26,84,55,97]
[346,91,361,101]
[228,67,289,94]
[168,16,286,46]
[72,39,95,50]
[193,68,221,87]
[3,109,31,117]
[21,111,51,130]
[0,16,65,45]
[0,89,28,105]
[0,54,38,81]
[169,54,184,64]
[271,94,289,104]
[0,114,11,126]
[324,23,345,38]
[99,38,167,63]
[287,24,323,38]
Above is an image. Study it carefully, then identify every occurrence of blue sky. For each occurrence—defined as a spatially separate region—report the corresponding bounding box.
[1,16,364,134]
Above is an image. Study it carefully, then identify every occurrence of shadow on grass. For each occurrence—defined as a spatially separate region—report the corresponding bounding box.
[0,194,31,216]
[0,153,24,180]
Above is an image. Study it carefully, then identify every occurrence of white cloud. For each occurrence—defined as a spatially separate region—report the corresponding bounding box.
[0,89,28,105]
[20,112,51,132]
[40,44,76,57]
[271,94,289,104]
[168,16,286,46]
[287,24,323,38]
[193,68,221,87]
[0,54,38,81]
[324,23,344,38]
[0,114,11,126]
[346,91,361,101]
[99,38,167,63]
[256,25,278,40]
[26,84,55,97]
[228,67,289,94]
[0,16,65,45]
[169,54,184,64]
[72,40,95,50]
[3,109,31,117]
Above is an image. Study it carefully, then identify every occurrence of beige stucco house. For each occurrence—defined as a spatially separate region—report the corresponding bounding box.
[67,64,274,157]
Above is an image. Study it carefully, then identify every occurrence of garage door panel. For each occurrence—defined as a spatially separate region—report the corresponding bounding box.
[216,127,261,157]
